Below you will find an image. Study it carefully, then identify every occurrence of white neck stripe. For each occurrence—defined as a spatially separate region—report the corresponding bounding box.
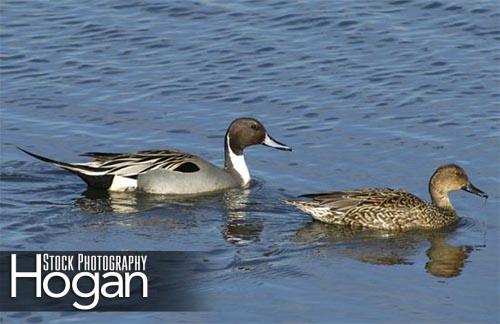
[226,135,250,185]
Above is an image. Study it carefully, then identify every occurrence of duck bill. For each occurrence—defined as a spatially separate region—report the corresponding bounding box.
[462,182,488,198]
[262,134,292,151]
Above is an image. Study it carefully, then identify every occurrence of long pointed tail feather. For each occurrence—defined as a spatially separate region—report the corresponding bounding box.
[17,147,107,176]
[18,147,116,189]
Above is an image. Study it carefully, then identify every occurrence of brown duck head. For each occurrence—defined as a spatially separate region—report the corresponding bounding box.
[225,118,291,155]
[429,164,487,208]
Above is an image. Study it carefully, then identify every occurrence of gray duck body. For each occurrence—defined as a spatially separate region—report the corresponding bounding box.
[137,157,243,195]
[19,118,292,195]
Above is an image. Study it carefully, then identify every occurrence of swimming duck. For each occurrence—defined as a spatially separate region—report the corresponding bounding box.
[285,164,487,230]
[19,118,291,194]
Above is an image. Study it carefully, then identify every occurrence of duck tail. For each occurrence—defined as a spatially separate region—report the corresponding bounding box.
[283,199,300,207]
[17,147,106,176]
[18,147,118,189]
[287,198,328,214]
[284,199,316,210]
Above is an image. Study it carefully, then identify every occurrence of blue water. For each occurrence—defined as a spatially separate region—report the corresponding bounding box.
[1,0,499,322]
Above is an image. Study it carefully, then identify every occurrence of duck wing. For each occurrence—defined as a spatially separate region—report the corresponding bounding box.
[300,188,427,212]
[80,150,201,177]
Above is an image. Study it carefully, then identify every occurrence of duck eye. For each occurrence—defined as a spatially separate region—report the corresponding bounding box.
[251,124,258,130]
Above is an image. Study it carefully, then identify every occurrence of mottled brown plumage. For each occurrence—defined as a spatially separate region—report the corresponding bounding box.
[286,164,487,230]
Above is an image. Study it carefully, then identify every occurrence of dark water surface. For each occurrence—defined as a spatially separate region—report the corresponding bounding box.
[1,0,499,322]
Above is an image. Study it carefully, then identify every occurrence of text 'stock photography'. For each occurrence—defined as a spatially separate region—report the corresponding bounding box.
[1,0,499,323]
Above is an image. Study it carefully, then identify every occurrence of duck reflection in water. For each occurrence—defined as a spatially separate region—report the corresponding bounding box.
[293,221,475,278]
[76,186,263,245]
[221,188,263,245]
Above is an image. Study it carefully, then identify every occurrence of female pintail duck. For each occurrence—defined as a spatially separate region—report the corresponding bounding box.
[19,118,291,194]
[285,164,487,230]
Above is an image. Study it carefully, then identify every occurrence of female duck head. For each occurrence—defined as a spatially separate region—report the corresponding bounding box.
[429,164,487,208]
[225,118,291,155]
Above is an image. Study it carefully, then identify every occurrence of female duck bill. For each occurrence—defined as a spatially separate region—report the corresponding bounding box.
[262,134,292,151]
[462,182,488,198]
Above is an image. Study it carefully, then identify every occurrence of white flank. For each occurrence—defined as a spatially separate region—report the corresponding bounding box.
[109,176,137,191]
[227,136,250,185]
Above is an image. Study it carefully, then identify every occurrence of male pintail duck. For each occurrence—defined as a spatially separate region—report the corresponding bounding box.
[19,118,291,194]
[285,164,487,230]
